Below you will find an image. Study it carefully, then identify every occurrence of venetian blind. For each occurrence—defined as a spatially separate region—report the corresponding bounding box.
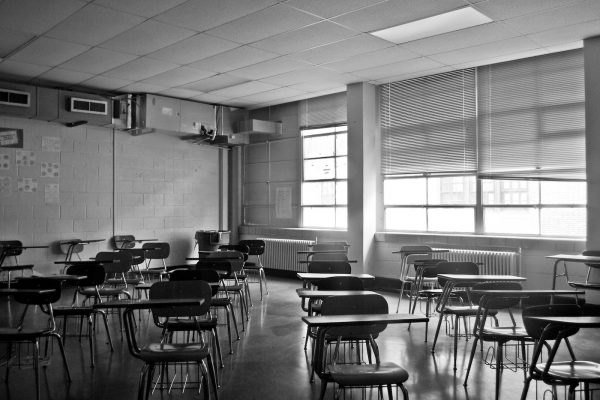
[478,49,585,180]
[380,69,477,176]
[299,92,347,128]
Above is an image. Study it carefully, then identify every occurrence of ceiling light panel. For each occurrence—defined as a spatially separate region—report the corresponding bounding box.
[371,6,493,44]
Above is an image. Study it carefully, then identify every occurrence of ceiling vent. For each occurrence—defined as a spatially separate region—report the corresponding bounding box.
[0,88,31,107]
[234,119,282,138]
[69,97,108,115]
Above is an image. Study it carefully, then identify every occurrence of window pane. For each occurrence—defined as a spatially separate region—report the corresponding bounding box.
[336,156,347,179]
[541,181,586,205]
[428,208,474,232]
[336,181,347,205]
[482,180,539,205]
[304,158,335,180]
[541,207,586,237]
[336,133,347,156]
[304,135,335,158]
[484,207,539,235]
[384,178,426,205]
[302,181,335,205]
[303,207,336,228]
[301,126,338,136]
[385,208,426,231]
[336,207,347,229]
[428,176,476,205]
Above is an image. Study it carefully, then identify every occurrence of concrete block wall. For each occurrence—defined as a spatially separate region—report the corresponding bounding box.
[0,116,223,275]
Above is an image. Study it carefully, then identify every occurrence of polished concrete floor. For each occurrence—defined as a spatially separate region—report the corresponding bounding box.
[1,276,600,400]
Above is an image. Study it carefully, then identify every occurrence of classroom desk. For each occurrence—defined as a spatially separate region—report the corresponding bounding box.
[470,289,584,300]
[0,245,48,288]
[546,254,600,289]
[296,273,375,288]
[297,289,377,300]
[59,239,105,262]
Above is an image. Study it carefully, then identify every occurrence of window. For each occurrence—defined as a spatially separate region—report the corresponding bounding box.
[381,49,586,237]
[301,125,347,229]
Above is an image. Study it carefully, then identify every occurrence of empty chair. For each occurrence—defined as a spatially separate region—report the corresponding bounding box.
[141,242,170,281]
[238,239,269,301]
[519,304,600,400]
[0,278,71,400]
[463,282,530,400]
[118,248,145,288]
[567,250,600,289]
[53,262,114,367]
[395,245,434,312]
[307,261,352,275]
[0,240,35,286]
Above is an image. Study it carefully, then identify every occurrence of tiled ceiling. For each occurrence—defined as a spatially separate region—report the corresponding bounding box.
[0,0,598,110]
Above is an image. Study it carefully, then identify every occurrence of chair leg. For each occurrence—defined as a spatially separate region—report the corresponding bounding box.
[396,283,406,313]
[212,327,224,368]
[318,378,328,400]
[463,336,479,386]
[400,383,409,400]
[206,353,220,393]
[33,340,40,400]
[431,313,444,353]
[52,332,72,381]
[138,364,149,400]
[87,315,95,367]
[98,310,114,351]
[453,315,460,371]
[495,342,503,400]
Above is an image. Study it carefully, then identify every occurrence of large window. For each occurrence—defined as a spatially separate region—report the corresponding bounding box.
[381,50,586,237]
[301,125,347,229]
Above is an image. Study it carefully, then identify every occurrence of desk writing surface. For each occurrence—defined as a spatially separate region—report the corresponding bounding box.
[296,290,377,299]
[470,289,584,296]
[392,249,449,255]
[528,316,600,327]
[92,298,204,310]
[302,313,428,327]
[547,254,600,263]
[296,273,375,281]
[0,288,56,295]
[438,274,525,283]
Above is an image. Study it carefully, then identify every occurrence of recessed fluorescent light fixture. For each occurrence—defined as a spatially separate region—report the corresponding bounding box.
[370,6,492,44]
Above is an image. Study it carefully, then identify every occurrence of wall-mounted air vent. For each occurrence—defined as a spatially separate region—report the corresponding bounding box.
[69,97,108,115]
[0,88,31,107]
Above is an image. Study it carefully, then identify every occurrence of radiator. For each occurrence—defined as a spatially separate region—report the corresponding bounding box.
[434,248,521,276]
[259,238,313,272]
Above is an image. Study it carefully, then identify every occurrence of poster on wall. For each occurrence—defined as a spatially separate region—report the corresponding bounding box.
[0,128,23,148]
[18,177,37,192]
[16,150,35,166]
[275,186,293,219]
[41,162,59,178]
[45,183,59,204]
[0,176,11,196]
[0,153,10,170]
[42,136,61,152]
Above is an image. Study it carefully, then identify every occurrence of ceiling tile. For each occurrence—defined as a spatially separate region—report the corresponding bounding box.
[147,34,240,64]
[474,0,584,21]
[94,0,190,18]
[100,20,197,56]
[154,0,279,31]
[141,66,215,87]
[34,68,93,85]
[234,87,307,104]
[526,19,600,47]
[206,4,322,44]
[9,37,90,67]
[228,56,312,80]
[293,34,393,65]
[0,0,86,35]
[287,81,349,92]
[45,4,145,46]
[0,60,51,79]
[0,28,36,59]
[188,46,278,73]
[260,67,351,86]
[322,46,419,73]
[118,82,169,93]
[183,74,250,92]
[502,1,600,35]
[102,57,179,81]
[57,48,137,75]
[285,0,388,19]
[427,36,542,65]
[209,81,280,97]
[332,0,467,33]
[159,88,206,98]
[401,22,521,56]
[251,21,360,55]
[80,75,134,91]
[351,57,445,80]
[371,65,455,84]
[452,47,552,70]
[191,92,230,104]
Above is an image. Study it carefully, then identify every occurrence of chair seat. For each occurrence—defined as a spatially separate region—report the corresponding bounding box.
[164,317,218,331]
[140,342,211,363]
[568,281,600,290]
[0,327,54,338]
[1,264,34,271]
[80,287,127,297]
[418,288,443,297]
[219,284,244,292]
[481,326,529,340]
[210,297,232,307]
[536,361,600,382]
[329,362,409,386]
[443,305,481,316]
[53,306,95,316]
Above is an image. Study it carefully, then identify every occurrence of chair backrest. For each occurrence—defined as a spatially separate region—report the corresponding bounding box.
[14,278,62,305]
[436,261,479,286]
[521,304,583,341]
[95,251,132,274]
[0,240,24,257]
[317,276,364,291]
[471,281,523,310]
[149,280,212,319]
[120,248,145,266]
[113,235,136,249]
[582,250,600,268]
[310,252,349,262]
[219,244,249,261]
[59,239,84,256]
[142,242,170,260]
[320,293,389,340]
[198,250,245,275]
[171,269,220,296]
[415,258,446,278]
[308,261,352,274]
[400,245,432,254]
[65,262,105,287]
[238,239,265,256]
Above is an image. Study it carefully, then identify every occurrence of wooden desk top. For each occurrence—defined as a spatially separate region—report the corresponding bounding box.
[92,298,204,310]
[296,290,377,299]
[438,274,526,283]
[471,289,584,296]
[547,254,600,263]
[60,239,104,245]
[27,274,87,281]
[302,313,428,327]
[297,273,375,281]
[392,249,449,255]
[528,316,600,328]
[0,288,57,295]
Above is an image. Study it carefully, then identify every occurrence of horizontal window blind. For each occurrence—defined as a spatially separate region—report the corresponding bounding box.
[299,92,347,128]
[478,49,585,180]
[380,69,477,176]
